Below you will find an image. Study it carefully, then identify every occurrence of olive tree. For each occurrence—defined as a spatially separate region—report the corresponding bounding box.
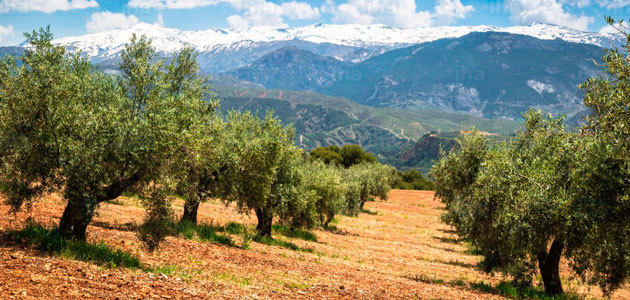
[432,114,579,295]
[299,160,346,228]
[0,28,213,243]
[220,111,305,237]
[568,17,630,294]
[343,163,396,216]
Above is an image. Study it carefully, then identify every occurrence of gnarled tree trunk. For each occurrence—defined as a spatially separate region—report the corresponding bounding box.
[537,238,564,295]
[180,201,200,225]
[58,197,95,241]
[255,207,273,237]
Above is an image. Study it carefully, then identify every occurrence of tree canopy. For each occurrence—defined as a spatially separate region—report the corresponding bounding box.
[430,18,630,296]
[0,27,215,244]
[310,144,377,168]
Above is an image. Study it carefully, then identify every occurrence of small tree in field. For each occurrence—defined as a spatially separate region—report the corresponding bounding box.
[220,111,304,237]
[343,163,396,216]
[0,28,213,245]
[299,160,346,228]
[175,116,224,226]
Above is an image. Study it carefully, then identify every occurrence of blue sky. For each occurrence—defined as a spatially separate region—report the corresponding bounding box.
[0,0,628,46]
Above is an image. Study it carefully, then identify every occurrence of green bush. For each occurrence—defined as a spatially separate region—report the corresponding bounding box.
[394,169,435,190]
[310,144,377,168]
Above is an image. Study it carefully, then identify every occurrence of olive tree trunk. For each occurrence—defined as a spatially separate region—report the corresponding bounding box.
[255,208,273,237]
[180,201,200,225]
[537,238,564,295]
[58,197,95,241]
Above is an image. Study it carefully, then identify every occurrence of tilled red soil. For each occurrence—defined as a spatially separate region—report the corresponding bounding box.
[1,190,628,299]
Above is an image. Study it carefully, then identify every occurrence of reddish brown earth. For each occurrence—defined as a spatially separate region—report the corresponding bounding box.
[1,190,628,299]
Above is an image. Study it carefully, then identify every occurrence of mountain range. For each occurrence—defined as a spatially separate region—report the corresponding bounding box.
[229,32,604,119]
[51,22,622,74]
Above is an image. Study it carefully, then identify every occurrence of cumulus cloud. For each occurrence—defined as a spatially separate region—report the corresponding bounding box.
[506,0,594,31]
[0,0,98,13]
[328,0,474,28]
[128,0,320,29]
[0,24,14,45]
[128,0,218,9]
[227,14,250,29]
[434,0,476,24]
[86,12,141,33]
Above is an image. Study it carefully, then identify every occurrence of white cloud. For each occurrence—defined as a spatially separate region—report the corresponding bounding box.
[86,12,141,33]
[128,0,320,29]
[506,0,594,31]
[225,0,320,28]
[0,24,14,45]
[328,0,473,29]
[227,14,249,29]
[598,24,624,34]
[281,1,320,20]
[128,0,218,9]
[0,0,98,13]
[434,0,475,24]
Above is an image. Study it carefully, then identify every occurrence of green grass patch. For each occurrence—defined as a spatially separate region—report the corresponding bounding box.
[223,222,246,235]
[470,281,580,300]
[7,221,141,269]
[405,274,579,300]
[214,272,252,286]
[252,235,313,253]
[272,224,317,242]
[175,221,235,247]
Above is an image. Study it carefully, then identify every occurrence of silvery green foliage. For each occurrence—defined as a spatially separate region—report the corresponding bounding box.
[343,162,396,217]
[431,113,577,294]
[432,89,630,296]
[219,111,303,236]
[568,17,630,294]
[299,160,346,228]
[0,27,214,244]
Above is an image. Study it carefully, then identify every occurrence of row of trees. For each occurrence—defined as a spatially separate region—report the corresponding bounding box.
[430,18,630,296]
[0,27,396,250]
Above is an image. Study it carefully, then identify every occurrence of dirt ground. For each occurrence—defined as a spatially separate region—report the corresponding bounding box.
[1,190,628,299]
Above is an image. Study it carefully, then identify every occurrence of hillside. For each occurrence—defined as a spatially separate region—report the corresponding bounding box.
[230,32,604,120]
[213,85,521,161]
[2,191,628,299]
[227,47,352,91]
[396,133,459,173]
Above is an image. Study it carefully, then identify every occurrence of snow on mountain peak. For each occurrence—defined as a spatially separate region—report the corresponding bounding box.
[53,23,622,63]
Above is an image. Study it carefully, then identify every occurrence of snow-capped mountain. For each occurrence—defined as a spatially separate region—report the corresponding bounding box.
[53,22,622,73]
